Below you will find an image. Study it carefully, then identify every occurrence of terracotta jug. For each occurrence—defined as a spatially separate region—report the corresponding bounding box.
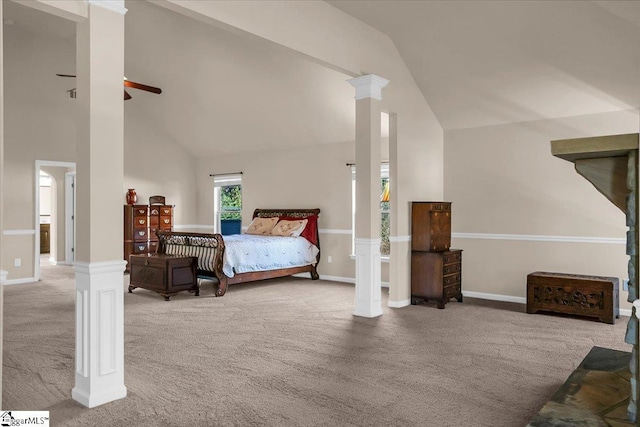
[126,189,137,205]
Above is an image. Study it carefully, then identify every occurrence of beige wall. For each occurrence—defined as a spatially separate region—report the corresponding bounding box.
[445,109,638,310]
[2,20,75,280]
[194,141,396,283]
[3,18,198,280]
[123,103,198,226]
[195,142,361,280]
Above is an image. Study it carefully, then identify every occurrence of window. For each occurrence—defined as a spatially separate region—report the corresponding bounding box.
[380,164,390,255]
[351,163,390,256]
[213,174,242,235]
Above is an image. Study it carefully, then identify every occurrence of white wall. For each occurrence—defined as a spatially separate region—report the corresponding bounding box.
[444,109,638,310]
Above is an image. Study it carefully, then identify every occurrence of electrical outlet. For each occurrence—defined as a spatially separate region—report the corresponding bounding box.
[14,258,21,267]
[624,279,629,291]
[327,256,333,263]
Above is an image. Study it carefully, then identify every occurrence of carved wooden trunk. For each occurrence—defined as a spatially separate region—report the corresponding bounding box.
[526,271,620,324]
[129,254,198,301]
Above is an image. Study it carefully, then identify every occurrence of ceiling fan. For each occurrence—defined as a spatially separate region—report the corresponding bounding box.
[56,74,162,100]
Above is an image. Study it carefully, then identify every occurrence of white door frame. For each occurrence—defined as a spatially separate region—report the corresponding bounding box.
[34,160,76,280]
[64,171,76,265]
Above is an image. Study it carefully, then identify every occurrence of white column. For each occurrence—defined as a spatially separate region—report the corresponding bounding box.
[387,112,411,308]
[347,74,389,318]
[72,0,127,408]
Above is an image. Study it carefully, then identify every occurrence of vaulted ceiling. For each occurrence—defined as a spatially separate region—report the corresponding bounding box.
[5,0,640,153]
[329,0,640,130]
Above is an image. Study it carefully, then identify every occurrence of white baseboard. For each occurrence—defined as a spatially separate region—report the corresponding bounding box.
[3,277,37,286]
[388,299,411,308]
[463,291,526,304]
[293,273,354,283]
[293,273,392,288]
[464,291,631,318]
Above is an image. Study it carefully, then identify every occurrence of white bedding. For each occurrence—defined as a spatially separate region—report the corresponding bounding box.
[222,234,320,278]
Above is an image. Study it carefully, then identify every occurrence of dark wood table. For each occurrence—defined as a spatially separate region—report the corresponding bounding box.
[128,254,198,301]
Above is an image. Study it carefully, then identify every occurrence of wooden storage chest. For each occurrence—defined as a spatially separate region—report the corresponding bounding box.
[526,271,620,324]
[128,254,198,301]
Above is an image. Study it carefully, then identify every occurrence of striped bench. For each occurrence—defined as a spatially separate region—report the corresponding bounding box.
[156,231,225,291]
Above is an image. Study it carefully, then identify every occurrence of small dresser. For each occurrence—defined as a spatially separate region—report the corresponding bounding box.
[411,249,463,309]
[410,201,462,309]
[124,203,174,271]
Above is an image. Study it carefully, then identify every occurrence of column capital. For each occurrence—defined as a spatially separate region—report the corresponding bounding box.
[347,74,390,101]
[85,0,127,15]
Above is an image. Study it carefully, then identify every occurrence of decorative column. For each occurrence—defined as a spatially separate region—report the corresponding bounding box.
[347,75,389,318]
[71,0,127,408]
[387,112,411,308]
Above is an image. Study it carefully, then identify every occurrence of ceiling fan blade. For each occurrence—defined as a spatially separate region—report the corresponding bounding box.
[124,90,132,100]
[56,74,76,78]
[124,80,162,94]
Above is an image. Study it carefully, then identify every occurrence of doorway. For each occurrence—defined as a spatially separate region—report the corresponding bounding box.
[35,161,76,281]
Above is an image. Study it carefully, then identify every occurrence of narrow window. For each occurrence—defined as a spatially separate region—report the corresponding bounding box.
[213,174,242,235]
[351,164,390,256]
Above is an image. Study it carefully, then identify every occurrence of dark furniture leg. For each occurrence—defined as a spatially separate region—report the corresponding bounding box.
[215,276,228,297]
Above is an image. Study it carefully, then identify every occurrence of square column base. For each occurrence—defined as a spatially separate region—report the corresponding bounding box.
[72,260,127,408]
[354,238,383,318]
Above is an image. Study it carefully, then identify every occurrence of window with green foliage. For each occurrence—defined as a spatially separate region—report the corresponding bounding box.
[351,164,390,256]
[213,174,242,235]
[220,185,242,220]
[380,174,390,255]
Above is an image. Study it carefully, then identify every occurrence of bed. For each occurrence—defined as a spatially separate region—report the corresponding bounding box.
[155,208,321,296]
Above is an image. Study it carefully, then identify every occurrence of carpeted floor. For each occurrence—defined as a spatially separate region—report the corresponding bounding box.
[2,263,631,426]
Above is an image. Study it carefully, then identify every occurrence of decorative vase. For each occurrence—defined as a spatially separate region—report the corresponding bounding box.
[126,189,137,205]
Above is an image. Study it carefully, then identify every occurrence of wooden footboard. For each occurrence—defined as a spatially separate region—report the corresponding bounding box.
[155,208,321,296]
[156,230,228,296]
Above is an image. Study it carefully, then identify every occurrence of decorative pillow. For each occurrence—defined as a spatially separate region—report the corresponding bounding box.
[279,215,318,246]
[245,217,279,235]
[270,219,308,237]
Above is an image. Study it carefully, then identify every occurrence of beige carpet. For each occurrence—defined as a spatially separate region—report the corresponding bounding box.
[3,263,630,426]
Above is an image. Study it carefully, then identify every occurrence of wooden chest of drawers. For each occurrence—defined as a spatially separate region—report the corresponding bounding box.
[128,254,198,301]
[411,202,451,252]
[411,249,463,309]
[124,204,173,271]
